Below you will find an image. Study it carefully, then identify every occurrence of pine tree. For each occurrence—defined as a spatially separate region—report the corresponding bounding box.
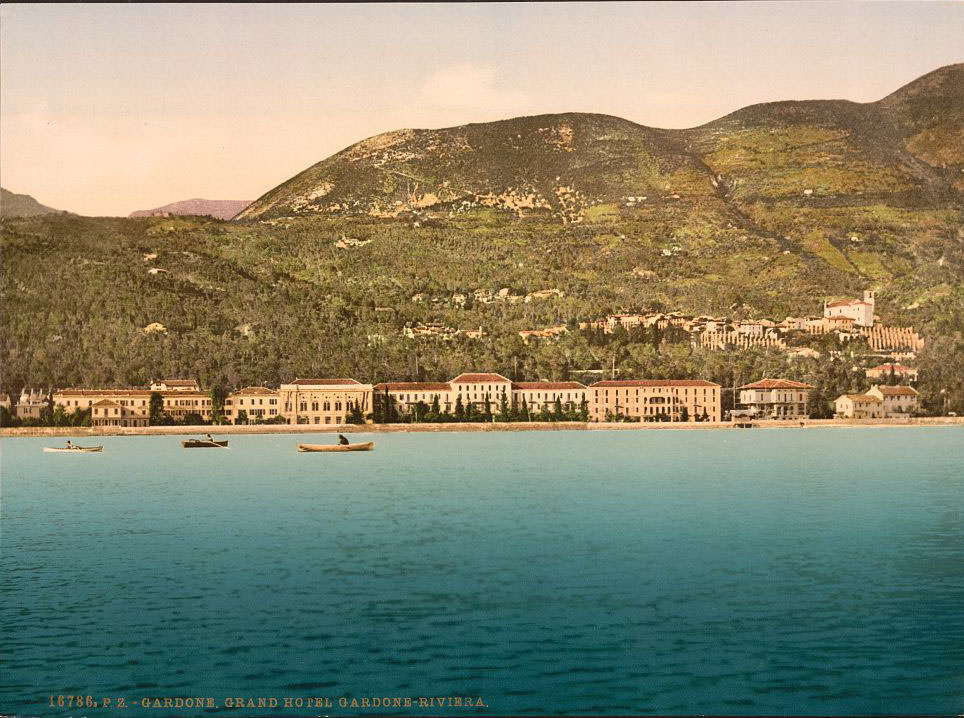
[347,400,365,424]
[454,395,465,420]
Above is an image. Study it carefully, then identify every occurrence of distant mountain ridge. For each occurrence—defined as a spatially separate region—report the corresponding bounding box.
[1,187,64,217]
[130,198,251,220]
[238,63,964,221]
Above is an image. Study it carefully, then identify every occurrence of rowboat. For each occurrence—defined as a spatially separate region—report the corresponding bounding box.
[181,439,229,448]
[43,445,103,453]
[297,441,374,452]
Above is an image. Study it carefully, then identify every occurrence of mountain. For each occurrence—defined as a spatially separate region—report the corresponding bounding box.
[238,64,964,221]
[1,187,64,217]
[130,199,251,220]
[2,65,963,413]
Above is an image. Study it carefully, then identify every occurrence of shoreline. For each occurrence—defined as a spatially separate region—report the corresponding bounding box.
[2,416,962,438]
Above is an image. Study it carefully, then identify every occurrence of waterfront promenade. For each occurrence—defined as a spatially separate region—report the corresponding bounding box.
[3,416,962,438]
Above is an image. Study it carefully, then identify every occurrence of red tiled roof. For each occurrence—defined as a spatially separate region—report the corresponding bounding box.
[591,379,721,388]
[289,378,361,386]
[867,363,914,373]
[511,381,587,390]
[374,382,451,391]
[55,389,153,397]
[839,394,882,403]
[873,385,919,396]
[739,379,813,390]
[92,399,121,407]
[230,386,278,395]
[450,372,511,383]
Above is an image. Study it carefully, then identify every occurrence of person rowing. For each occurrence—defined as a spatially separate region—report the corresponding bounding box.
[65,439,75,449]
[338,434,350,446]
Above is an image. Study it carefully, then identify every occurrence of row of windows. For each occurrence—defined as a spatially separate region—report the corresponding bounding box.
[517,392,582,401]
[62,399,149,407]
[453,385,508,393]
[300,401,345,412]
[595,388,717,398]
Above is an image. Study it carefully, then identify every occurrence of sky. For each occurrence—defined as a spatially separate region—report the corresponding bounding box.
[1,2,962,216]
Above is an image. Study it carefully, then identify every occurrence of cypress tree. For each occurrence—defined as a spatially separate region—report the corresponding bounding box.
[149,391,164,425]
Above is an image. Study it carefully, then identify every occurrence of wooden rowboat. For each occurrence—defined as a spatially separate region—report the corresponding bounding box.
[298,441,374,452]
[43,445,103,453]
[181,439,229,448]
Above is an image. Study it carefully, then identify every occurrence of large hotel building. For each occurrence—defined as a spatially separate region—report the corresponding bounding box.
[588,380,722,422]
[278,378,373,425]
[374,376,590,417]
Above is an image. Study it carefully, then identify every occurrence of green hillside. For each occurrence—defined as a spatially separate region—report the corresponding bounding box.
[2,65,963,413]
[1,187,64,217]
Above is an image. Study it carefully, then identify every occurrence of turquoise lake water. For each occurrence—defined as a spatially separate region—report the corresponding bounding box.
[1,428,963,716]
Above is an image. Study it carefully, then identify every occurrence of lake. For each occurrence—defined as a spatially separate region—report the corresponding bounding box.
[1,427,962,715]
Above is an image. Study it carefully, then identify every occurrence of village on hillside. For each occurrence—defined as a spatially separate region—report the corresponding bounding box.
[398,288,924,362]
[2,290,932,428]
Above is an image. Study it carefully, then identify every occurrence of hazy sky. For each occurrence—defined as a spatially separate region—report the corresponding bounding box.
[2,2,962,216]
